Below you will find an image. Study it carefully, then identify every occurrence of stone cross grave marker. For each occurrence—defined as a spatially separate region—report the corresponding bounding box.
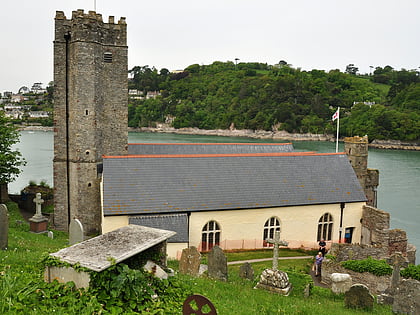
[29,193,48,233]
[266,230,288,270]
[179,246,201,276]
[69,218,84,245]
[0,204,9,250]
[387,252,408,291]
[33,193,44,219]
[207,245,228,281]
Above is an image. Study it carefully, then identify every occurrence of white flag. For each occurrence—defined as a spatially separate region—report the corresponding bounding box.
[332,109,339,121]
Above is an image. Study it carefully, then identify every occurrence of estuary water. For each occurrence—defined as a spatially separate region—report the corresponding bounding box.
[11,130,420,262]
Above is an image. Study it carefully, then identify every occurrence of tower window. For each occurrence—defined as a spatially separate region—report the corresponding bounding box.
[103,52,113,63]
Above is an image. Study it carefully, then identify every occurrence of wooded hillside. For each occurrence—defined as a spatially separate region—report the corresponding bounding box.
[128,62,420,141]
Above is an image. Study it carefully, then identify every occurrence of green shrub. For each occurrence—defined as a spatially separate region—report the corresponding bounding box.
[400,264,420,281]
[341,257,392,276]
[89,263,192,313]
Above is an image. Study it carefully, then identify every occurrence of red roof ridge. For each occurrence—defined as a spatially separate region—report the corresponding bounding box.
[103,151,345,159]
[129,142,293,146]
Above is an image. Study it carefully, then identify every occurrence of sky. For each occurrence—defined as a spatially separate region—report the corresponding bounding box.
[1,0,419,93]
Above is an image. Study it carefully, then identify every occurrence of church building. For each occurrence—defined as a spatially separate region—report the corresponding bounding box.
[101,142,368,258]
[52,10,375,259]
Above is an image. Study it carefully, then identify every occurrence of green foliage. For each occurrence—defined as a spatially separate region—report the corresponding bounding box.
[89,263,192,313]
[0,112,26,184]
[400,264,420,281]
[341,257,392,276]
[128,62,419,141]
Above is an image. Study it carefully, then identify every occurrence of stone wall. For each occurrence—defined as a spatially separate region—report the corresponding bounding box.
[329,243,389,262]
[322,259,391,295]
[361,205,390,246]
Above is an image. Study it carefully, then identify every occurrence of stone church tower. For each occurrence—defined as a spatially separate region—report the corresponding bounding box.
[344,136,379,207]
[53,10,128,235]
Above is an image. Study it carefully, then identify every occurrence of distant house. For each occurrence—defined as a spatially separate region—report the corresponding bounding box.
[28,111,49,118]
[5,110,24,119]
[11,94,24,103]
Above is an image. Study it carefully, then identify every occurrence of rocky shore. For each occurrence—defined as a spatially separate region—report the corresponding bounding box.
[18,125,419,151]
[132,126,420,151]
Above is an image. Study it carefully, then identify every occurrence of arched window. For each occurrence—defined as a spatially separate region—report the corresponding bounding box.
[317,213,333,241]
[263,217,281,247]
[201,220,220,251]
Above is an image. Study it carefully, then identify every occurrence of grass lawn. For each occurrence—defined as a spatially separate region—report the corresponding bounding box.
[1,202,392,314]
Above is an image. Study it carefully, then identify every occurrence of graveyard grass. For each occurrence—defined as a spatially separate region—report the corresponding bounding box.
[1,202,392,314]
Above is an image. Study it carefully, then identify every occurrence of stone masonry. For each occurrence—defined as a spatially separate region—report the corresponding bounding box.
[344,136,379,207]
[53,10,128,235]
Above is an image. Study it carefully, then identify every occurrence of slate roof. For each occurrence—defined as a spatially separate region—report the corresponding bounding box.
[102,151,366,216]
[129,214,188,242]
[128,142,294,155]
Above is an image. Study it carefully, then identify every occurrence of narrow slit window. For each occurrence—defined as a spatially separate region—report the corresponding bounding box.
[104,52,113,63]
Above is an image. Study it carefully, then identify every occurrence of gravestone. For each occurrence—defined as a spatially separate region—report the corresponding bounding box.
[239,262,254,280]
[207,245,228,281]
[255,230,292,295]
[0,204,9,250]
[179,246,201,276]
[29,193,48,233]
[330,273,352,294]
[392,279,420,315]
[387,252,408,292]
[378,252,410,305]
[265,230,288,270]
[344,284,374,311]
[69,219,84,245]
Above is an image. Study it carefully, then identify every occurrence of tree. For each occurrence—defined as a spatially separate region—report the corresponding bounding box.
[345,64,359,75]
[0,112,26,201]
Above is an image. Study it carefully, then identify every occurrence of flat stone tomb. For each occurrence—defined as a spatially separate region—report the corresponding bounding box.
[50,225,176,272]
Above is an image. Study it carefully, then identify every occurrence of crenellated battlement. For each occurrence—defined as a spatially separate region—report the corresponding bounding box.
[56,9,126,25]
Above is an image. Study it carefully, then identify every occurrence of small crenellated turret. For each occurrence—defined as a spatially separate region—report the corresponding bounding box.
[344,136,379,207]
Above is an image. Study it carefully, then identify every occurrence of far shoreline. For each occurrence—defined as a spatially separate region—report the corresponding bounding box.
[17,125,420,151]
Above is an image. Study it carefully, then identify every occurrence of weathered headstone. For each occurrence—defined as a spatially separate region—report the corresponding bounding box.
[265,230,288,270]
[29,193,48,233]
[207,245,228,281]
[344,284,374,311]
[330,273,352,294]
[387,252,408,291]
[0,204,9,250]
[392,279,420,315]
[69,218,84,245]
[47,231,54,239]
[179,246,201,276]
[239,262,254,280]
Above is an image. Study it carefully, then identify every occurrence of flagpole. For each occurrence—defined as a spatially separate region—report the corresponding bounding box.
[335,107,340,153]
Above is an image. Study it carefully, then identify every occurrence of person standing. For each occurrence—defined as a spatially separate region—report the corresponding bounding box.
[314,252,324,277]
[318,239,327,256]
